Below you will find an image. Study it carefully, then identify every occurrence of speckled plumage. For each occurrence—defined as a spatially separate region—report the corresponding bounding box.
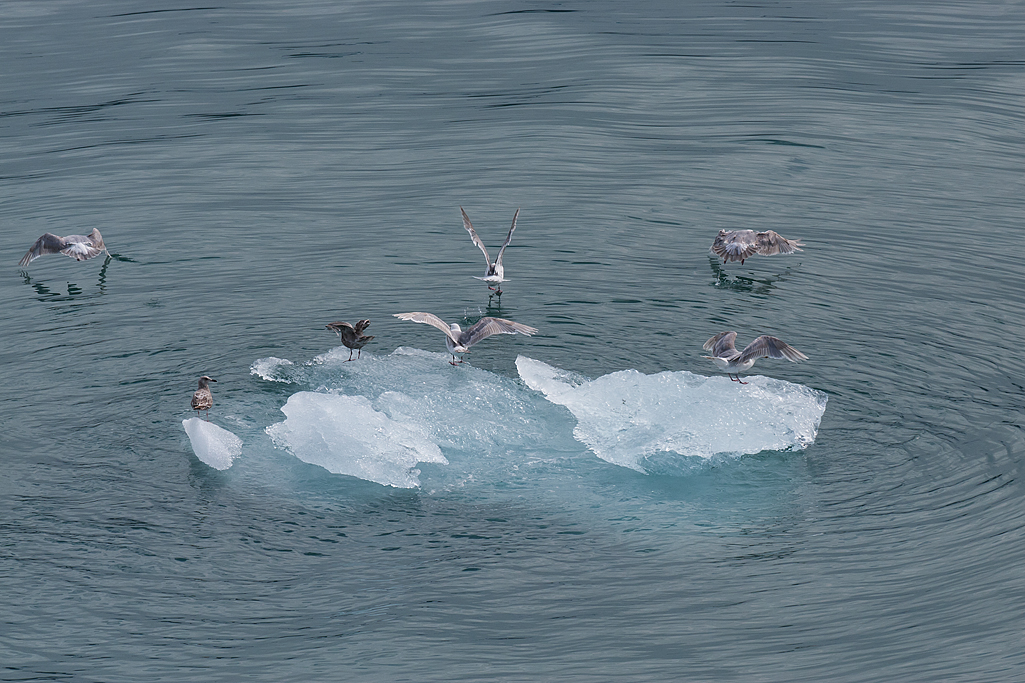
[710,229,803,265]
[191,376,216,418]
[19,228,109,266]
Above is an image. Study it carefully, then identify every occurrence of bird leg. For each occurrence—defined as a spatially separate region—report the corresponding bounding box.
[345,348,355,362]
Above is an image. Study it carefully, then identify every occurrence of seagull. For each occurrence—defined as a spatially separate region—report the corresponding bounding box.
[394,312,537,365]
[325,319,374,361]
[19,229,110,266]
[461,207,519,295]
[702,332,807,384]
[191,376,216,419]
[710,230,803,265]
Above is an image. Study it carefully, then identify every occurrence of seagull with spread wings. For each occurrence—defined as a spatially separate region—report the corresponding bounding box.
[325,319,374,361]
[710,229,803,265]
[461,207,519,294]
[702,331,807,384]
[394,312,537,365]
[19,228,110,266]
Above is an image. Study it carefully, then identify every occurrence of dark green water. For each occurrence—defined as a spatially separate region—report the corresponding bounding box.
[2,1,1023,680]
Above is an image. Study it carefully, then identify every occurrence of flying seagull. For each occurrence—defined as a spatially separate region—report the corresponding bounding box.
[191,376,216,419]
[710,230,803,265]
[461,207,519,294]
[325,319,374,361]
[702,332,807,384]
[19,228,110,266]
[394,312,537,365]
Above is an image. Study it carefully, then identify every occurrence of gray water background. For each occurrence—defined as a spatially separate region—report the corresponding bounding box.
[1,0,1023,680]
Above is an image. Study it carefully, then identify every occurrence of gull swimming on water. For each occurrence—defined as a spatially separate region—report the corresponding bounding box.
[325,319,374,361]
[710,230,803,265]
[394,312,537,365]
[19,229,110,266]
[461,207,519,295]
[702,331,807,384]
[191,376,216,419]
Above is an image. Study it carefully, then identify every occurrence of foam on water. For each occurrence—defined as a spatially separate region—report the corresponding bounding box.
[265,392,447,489]
[516,356,828,472]
[182,418,243,470]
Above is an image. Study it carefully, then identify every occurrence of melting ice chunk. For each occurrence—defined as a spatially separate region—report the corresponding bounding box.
[182,418,243,470]
[265,392,448,488]
[516,356,827,472]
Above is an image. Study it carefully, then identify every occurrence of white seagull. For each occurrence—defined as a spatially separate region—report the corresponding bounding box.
[702,331,807,384]
[710,229,803,265]
[394,312,537,365]
[461,207,519,294]
[19,228,110,266]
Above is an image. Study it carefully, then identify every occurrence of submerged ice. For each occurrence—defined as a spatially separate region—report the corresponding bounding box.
[516,356,827,472]
[183,418,243,470]
[252,346,828,486]
[256,347,559,488]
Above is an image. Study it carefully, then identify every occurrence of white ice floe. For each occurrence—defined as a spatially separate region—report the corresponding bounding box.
[265,392,448,489]
[182,418,243,470]
[516,356,827,472]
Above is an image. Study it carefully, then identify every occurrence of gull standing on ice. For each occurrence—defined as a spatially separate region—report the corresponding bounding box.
[325,319,374,361]
[461,207,519,295]
[19,229,110,266]
[394,312,537,365]
[702,331,807,384]
[191,376,216,419]
[710,230,803,265]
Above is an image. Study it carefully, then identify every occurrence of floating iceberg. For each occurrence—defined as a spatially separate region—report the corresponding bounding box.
[516,356,827,472]
[182,418,242,470]
[265,392,448,489]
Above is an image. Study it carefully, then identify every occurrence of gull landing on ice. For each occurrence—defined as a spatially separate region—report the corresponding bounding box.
[461,207,519,295]
[710,230,803,265]
[393,312,537,365]
[325,319,374,361]
[702,331,807,384]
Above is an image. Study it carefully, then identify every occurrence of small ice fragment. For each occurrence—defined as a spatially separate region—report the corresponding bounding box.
[183,417,243,470]
[265,392,447,488]
[250,357,294,383]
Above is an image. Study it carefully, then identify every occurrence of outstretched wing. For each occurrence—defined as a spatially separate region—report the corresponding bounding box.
[394,312,458,342]
[703,331,739,358]
[461,316,538,348]
[710,230,758,263]
[19,233,67,266]
[738,335,808,363]
[493,208,519,268]
[755,230,803,256]
[460,207,491,265]
[354,319,371,334]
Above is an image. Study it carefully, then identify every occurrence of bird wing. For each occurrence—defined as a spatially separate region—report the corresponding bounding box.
[19,233,67,266]
[756,230,803,256]
[493,208,519,268]
[460,316,537,348]
[460,207,492,265]
[738,335,808,363]
[354,319,371,334]
[326,321,355,331]
[710,230,759,263]
[703,331,738,357]
[394,312,459,342]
